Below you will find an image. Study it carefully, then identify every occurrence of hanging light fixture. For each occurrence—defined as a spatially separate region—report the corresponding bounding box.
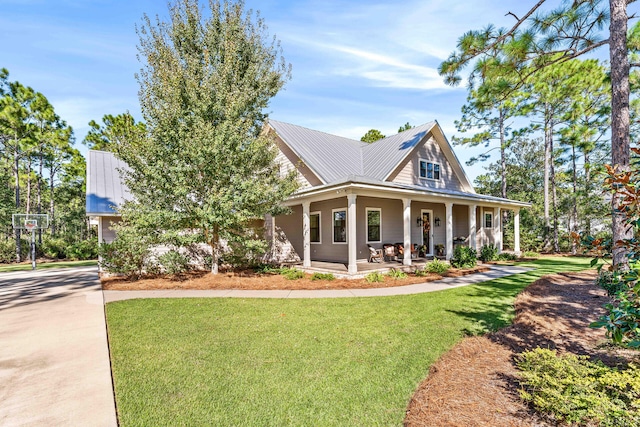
[434,217,441,227]
[416,217,423,227]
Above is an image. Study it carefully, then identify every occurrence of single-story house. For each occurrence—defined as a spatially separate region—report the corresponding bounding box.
[86,120,530,274]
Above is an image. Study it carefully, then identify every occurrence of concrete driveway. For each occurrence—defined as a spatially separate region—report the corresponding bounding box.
[0,267,117,427]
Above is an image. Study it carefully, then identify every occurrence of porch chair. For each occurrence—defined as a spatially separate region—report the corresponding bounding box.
[383,243,397,262]
[368,245,383,263]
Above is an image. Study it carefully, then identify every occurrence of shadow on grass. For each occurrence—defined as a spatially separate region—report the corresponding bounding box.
[446,258,592,336]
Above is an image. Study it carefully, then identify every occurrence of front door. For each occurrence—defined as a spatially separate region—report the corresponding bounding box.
[421,210,433,255]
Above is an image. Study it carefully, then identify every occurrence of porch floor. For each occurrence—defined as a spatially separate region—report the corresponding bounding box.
[301,258,437,278]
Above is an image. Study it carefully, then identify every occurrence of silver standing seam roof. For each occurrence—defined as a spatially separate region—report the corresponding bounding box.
[85,120,529,215]
[86,150,131,215]
[268,120,438,185]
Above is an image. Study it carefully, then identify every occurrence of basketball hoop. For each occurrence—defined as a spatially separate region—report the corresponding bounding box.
[11,214,50,270]
[24,220,37,232]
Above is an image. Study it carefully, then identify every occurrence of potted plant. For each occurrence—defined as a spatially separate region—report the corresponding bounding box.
[418,244,427,257]
[435,244,445,257]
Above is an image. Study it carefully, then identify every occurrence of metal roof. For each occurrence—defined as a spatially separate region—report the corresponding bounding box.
[362,122,436,181]
[86,150,131,215]
[268,120,365,183]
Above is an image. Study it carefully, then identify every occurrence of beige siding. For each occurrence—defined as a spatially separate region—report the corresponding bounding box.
[477,206,496,247]
[101,217,120,244]
[275,136,323,188]
[308,198,349,262]
[357,197,403,255]
[452,204,469,240]
[272,205,303,263]
[388,134,465,191]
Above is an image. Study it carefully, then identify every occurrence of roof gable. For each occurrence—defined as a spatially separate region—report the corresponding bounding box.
[268,120,365,184]
[269,119,474,192]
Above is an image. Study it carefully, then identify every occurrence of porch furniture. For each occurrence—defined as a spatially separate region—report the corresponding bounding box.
[383,244,397,261]
[395,243,419,260]
[368,245,383,263]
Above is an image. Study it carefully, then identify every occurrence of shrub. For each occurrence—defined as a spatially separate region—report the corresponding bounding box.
[479,244,498,262]
[365,271,384,283]
[386,269,408,279]
[280,267,305,280]
[158,250,192,275]
[596,270,627,297]
[310,272,335,281]
[425,259,449,274]
[254,263,282,274]
[450,246,477,269]
[497,252,517,261]
[66,239,98,260]
[98,229,154,279]
[518,348,640,426]
[523,251,540,258]
[0,238,16,264]
[41,236,68,259]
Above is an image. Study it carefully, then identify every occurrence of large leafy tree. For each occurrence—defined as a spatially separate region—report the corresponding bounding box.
[118,0,298,274]
[439,0,636,267]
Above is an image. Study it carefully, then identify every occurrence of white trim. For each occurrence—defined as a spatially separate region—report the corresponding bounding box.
[418,158,441,181]
[285,182,531,209]
[484,211,493,229]
[310,211,321,244]
[365,207,382,243]
[420,209,434,256]
[332,207,348,244]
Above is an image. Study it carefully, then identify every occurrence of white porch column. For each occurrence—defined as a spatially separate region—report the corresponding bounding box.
[494,207,502,253]
[402,198,412,266]
[445,202,453,260]
[347,194,358,274]
[514,209,521,254]
[97,216,103,244]
[469,205,477,251]
[302,202,311,267]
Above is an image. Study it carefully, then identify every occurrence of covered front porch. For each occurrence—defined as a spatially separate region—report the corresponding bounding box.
[270,183,529,276]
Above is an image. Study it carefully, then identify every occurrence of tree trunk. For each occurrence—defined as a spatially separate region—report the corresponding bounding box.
[499,108,509,226]
[543,105,551,250]
[206,228,220,274]
[584,151,592,236]
[37,151,43,244]
[549,117,559,253]
[49,165,56,236]
[610,0,632,269]
[13,136,21,262]
[26,157,31,215]
[571,144,578,255]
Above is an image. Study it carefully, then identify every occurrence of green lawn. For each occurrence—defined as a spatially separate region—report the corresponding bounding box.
[106,257,591,427]
[0,259,97,273]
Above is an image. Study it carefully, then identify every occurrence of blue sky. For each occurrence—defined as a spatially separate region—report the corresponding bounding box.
[0,0,608,181]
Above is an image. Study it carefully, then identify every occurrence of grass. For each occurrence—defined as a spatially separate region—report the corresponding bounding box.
[0,259,97,273]
[106,256,591,426]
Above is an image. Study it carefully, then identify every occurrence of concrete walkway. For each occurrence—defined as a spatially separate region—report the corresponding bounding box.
[104,264,532,302]
[0,266,117,427]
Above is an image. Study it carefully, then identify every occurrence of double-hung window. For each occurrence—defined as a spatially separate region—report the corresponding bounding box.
[484,212,493,228]
[332,209,347,243]
[310,212,321,243]
[419,160,441,180]
[366,208,381,243]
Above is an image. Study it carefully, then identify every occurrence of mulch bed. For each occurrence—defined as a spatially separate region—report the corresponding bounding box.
[404,271,640,427]
[101,265,490,290]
